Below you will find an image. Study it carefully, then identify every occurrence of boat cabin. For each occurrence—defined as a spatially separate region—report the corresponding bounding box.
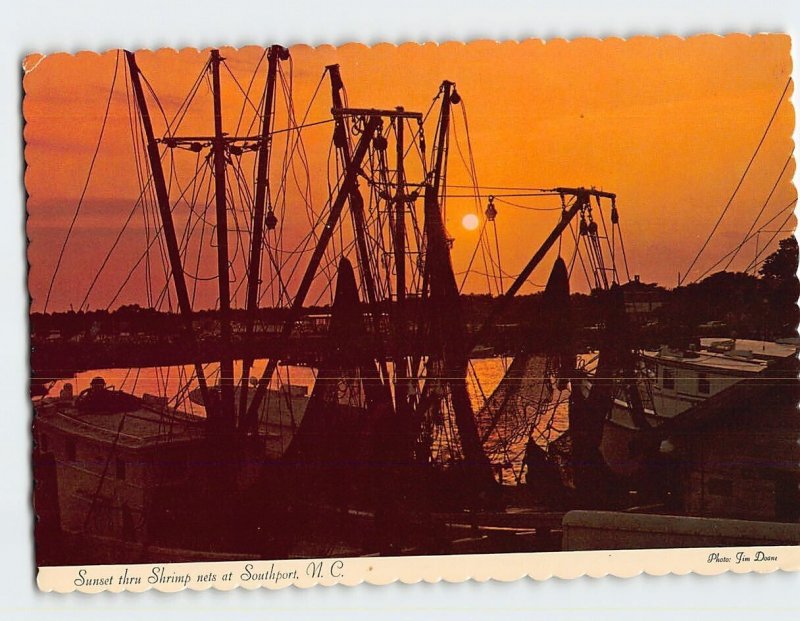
[640,339,791,420]
[34,383,208,545]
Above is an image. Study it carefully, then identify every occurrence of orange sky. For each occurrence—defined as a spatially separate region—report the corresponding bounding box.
[24,36,796,312]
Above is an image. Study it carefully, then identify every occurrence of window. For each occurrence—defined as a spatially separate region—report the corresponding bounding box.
[698,373,710,395]
[66,439,76,461]
[116,458,126,481]
[662,366,675,390]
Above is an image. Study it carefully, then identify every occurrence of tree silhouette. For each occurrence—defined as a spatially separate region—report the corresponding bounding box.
[760,236,799,281]
[758,236,799,337]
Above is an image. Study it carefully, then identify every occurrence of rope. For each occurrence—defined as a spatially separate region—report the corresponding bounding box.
[743,200,798,274]
[493,197,562,211]
[44,51,120,313]
[694,197,797,282]
[722,152,794,272]
[680,77,792,285]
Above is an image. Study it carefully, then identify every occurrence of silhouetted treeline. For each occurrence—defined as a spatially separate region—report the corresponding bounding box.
[31,238,799,359]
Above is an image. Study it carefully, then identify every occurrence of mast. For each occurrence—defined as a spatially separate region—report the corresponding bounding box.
[431,81,456,199]
[123,51,211,412]
[394,111,407,304]
[327,66,412,392]
[326,66,382,324]
[239,45,287,426]
[419,80,457,305]
[242,115,382,433]
[393,110,409,415]
[210,49,236,430]
[422,81,497,491]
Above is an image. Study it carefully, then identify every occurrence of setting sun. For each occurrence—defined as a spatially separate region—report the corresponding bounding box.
[461,213,480,231]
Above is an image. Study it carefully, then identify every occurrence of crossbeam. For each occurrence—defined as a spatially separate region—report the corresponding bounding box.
[333,106,423,121]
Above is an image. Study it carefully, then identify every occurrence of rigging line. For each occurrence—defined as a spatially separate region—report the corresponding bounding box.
[458,222,486,293]
[84,82,163,309]
[743,199,798,273]
[272,115,298,292]
[221,56,266,121]
[568,217,593,290]
[231,48,268,145]
[680,77,792,285]
[189,188,212,300]
[140,62,207,140]
[224,117,334,138]
[444,192,562,199]
[259,233,292,309]
[566,232,580,278]
[448,184,557,192]
[222,165,247,272]
[82,408,129,531]
[103,161,211,310]
[616,218,632,282]
[171,150,199,265]
[154,149,212,309]
[491,221,505,293]
[171,61,216,136]
[44,51,120,313]
[191,176,216,306]
[480,229,502,287]
[592,196,618,284]
[124,63,154,307]
[270,70,330,276]
[270,68,326,230]
[79,192,146,310]
[367,145,391,300]
[256,194,332,307]
[451,103,496,294]
[225,167,254,302]
[460,100,502,293]
[375,141,399,297]
[152,163,175,311]
[284,110,337,293]
[257,139,344,311]
[694,197,799,282]
[131,86,174,311]
[455,268,544,285]
[130,72,178,311]
[168,60,212,137]
[747,228,799,275]
[582,233,601,289]
[722,152,794,272]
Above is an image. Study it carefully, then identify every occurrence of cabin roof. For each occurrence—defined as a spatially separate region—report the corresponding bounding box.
[37,403,206,450]
[642,349,768,374]
[700,338,798,360]
[642,339,797,375]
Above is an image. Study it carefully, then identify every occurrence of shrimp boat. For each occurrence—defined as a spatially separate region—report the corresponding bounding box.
[599,337,799,478]
[32,44,659,563]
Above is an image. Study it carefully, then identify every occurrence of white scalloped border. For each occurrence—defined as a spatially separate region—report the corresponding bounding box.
[25,34,799,592]
[37,544,800,593]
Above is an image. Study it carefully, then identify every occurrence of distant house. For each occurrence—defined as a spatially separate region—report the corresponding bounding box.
[622,276,667,319]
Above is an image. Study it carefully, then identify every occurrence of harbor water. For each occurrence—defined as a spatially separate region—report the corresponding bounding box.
[43,355,570,484]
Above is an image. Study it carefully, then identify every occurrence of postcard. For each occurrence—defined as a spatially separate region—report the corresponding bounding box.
[24,35,798,592]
